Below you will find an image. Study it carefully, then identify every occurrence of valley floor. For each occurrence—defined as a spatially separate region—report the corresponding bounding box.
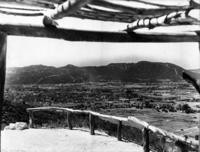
[1,128,143,152]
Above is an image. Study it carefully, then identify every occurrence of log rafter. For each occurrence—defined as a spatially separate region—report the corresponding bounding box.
[44,0,91,20]
[90,0,189,15]
[0,9,43,16]
[0,0,198,25]
[126,8,200,31]
[0,0,199,42]
[42,0,91,27]
[1,0,56,9]
[1,0,190,9]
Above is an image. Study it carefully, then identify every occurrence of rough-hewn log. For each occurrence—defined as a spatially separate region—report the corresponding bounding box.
[0,3,46,16]
[43,0,90,27]
[125,0,188,8]
[0,23,199,42]
[117,121,122,141]
[0,32,7,130]
[142,128,150,152]
[0,0,191,23]
[128,116,199,148]
[128,116,149,129]
[126,9,200,31]
[89,113,95,135]
[45,0,90,20]
[1,0,191,9]
[27,107,86,113]
[90,111,128,122]
[0,9,43,16]
[91,0,188,16]
[70,9,134,23]
[0,0,56,9]
[0,5,45,11]
[26,107,198,150]
[92,0,187,13]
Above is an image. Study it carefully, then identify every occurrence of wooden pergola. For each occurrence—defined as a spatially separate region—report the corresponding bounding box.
[0,0,200,151]
[0,0,199,42]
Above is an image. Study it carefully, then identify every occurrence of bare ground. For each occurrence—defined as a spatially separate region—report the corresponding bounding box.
[1,128,143,152]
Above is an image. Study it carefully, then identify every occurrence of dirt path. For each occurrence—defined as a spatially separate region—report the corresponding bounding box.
[1,128,143,152]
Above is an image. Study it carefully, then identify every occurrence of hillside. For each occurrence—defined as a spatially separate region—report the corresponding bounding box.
[6,61,184,84]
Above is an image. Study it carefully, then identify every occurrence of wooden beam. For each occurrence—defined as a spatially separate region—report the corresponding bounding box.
[0,9,43,16]
[126,9,200,31]
[123,0,188,8]
[0,0,56,9]
[0,5,45,11]
[0,32,7,130]
[91,0,188,16]
[0,23,199,42]
[73,8,133,23]
[2,0,191,8]
[45,0,90,20]
[27,107,85,113]
[43,0,90,27]
[0,0,191,23]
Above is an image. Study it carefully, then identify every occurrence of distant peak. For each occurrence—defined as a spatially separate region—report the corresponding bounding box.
[108,63,134,66]
[27,64,46,67]
[62,64,78,68]
[136,61,160,65]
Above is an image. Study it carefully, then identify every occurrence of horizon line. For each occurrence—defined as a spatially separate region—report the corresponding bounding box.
[6,61,187,69]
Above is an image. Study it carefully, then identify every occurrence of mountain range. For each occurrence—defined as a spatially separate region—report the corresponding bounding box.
[6,61,184,84]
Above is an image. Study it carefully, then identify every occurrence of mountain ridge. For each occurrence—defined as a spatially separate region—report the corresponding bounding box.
[6,61,184,84]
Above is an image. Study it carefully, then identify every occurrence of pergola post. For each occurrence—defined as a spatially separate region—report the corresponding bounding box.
[199,115,200,152]
[0,32,7,130]
[199,39,200,152]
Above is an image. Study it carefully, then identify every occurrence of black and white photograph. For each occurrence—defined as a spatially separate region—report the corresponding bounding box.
[0,0,200,152]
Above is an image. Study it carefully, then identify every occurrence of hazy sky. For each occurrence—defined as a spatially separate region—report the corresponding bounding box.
[6,36,200,69]
[1,4,200,70]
